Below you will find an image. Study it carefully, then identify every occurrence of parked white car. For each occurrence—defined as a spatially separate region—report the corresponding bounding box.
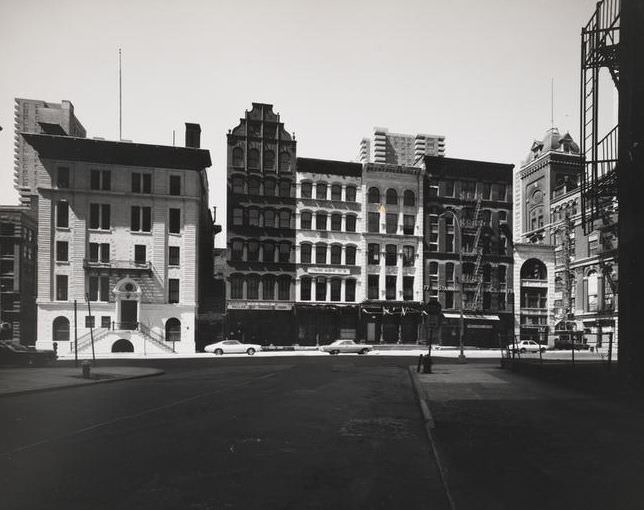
[319,340,372,355]
[204,340,262,356]
[509,340,547,354]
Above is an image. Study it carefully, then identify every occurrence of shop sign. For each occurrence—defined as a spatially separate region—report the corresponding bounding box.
[469,324,493,329]
[307,266,351,275]
[228,301,293,311]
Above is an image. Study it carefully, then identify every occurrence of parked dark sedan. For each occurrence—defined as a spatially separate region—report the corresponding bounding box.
[0,341,57,367]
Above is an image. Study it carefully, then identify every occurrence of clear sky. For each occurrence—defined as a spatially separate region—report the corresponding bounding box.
[0,0,602,245]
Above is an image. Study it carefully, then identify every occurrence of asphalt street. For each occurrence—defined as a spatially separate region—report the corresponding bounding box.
[0,356,449,510]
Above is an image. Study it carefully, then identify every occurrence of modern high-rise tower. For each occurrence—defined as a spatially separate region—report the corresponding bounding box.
[358,127,445,166]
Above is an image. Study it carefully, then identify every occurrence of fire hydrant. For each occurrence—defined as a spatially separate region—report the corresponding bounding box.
[81,360,91,379]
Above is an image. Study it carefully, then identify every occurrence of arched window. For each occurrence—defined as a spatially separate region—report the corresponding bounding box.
[247,177,261,196]
[330,213,342,231]
[330,278,342,301]
[247,274,259,299]
[264,178,276,197]
[345,214,356,232]
[247,240,259,261]
[278,242,291,263]
[345,245,357,265]
[316,182,327,200]
[263,241,275,263]
[232,147,244,167]
[278,276,291,300]
[345,185,357,202]
[300,277,312,301]
[586,270,599,312]
[279,180,291,198]
[264,150,275,171]
[231,175,244,194]
[262,276,275,300]
[300,243,312,264]
[231,239,244,261]
[300,181,312,198]
[230,274,243,299]
[331,184,342,201]
[316,244,327,264]
[316,212,327,230]
[386,189,398,205]
[247,207,260,226]
[446,262,455,281]
[368,187,380,203]
[279,152,292,173]
[248,149,260,169]
[279,210,291,229]
[330,244,342,264]
[300,211,312,230]
[403,190,416,207]
[264,209,275,228]
[53,316,70,342]
[521,259,547,280]
[165,318,181,342]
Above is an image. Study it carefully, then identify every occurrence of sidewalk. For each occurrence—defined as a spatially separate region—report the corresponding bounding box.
[409,361,644,510]
[0,365,164,397]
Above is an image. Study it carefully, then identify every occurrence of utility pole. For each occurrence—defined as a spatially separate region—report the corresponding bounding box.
[86,294,96,366]
[73,300,78,367]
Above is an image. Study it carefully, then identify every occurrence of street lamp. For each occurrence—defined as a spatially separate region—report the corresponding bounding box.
[440,210,466,362]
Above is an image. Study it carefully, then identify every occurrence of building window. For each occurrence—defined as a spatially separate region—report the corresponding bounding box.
[385,244,397,266]
[263,276,275,300]
[483,264,491,283]
[247,240,259,261]
[315,277,327,301]
[386,213,398,234]
[247,177,260,196]
[168,279,180,303]
[56,241,68,262]
[279,152,292,173]
[90,169,111,191]
[232,147,244,167]
[264,179,276,197]
[301,243,312,264]
[445,233,454,253]
[403,190,415,207]
[134,245,146,264]
[345,214,356,232]
[368,243,380,265]
[300,182,312,198]
[56,275,68,301]
[445,291,455,309]
[132,172,152,193]
[53,316,70,342]
[278,276,290,300]
[232,208,244,226]
[331,184,342,201]
[264,150,275,171]
[89,243,110,263]
[165,318,181,343]
[402,246,415,267]
[101,316,111,329]
[57,167,70,188]
[368,275,379,299]
[346,186,357,202]
[403,215,415,235]
[264,209,275,228]
[461,181,476,198]
[445,180,455,197]
[230,275,243,299]
[131,206,152,232]
[345,279,356,302]
[331,214,342,231]
[385,276,396,300]
[278,242,290,263]
[482,182,491,200]
[497,265,507,285]
[586,270,598,311]
[316,182,327,200]
[588,237,599,257]
[248,149,260,169]
[403,276,414,301]
[88,276,110,302]
[231,240,243,261]
[316,244,327,264]
[428,183,439,198]
[330,245,342,265]
[483,292,491,310]
[263,241,274,262]
[169,246,180,266]
[386,189,398,205]
[345,245,356,265]
[247,275,259,300]
[300,211,312,230]
[330,279,341,301]
[368,187,380,203]
[279,210,291,229]
[316,212,327,231]
[279,180,291,198]
[169,208,181,233]
[428,261,438,296]
[300,277,312,301]
[248,208,260,227]
[492,183,506,201]
[89,204,111,230]
[368,212,379,233]
[56,200,69,228]
[446,262,455,282]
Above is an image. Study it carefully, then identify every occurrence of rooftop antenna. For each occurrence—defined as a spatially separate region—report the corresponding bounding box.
[119,48,123,140]
[550,77,554,131]
[172,130,176,146]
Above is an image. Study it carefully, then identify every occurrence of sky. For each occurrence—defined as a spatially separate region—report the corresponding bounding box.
[0,0,604,246]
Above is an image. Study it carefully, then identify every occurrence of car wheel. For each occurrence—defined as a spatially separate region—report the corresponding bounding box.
[540,347,546,353]
[247,348,256,355]
[359,348,369,355]
[330,350,339,355]
[520,348,526,353]
[214,348,223,356]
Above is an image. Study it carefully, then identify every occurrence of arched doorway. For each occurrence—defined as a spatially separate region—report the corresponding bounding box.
[113,279,142,330]
[52,316,70,342]
[520,258,548,341]
[165,318,181,343]
[112,339,134,353]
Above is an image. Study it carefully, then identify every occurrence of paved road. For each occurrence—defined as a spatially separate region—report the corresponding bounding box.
[0,356,449,510]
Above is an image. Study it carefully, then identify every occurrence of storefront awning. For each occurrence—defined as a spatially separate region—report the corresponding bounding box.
[443,312,500,321]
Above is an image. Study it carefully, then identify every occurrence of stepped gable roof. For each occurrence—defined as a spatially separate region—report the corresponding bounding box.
[21,133,211,170]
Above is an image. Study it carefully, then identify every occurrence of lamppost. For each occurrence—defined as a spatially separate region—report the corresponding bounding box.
[440,210,466,362]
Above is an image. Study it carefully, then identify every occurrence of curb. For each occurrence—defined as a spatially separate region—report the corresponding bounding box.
[408,367,457,510]
[0,369,165,398]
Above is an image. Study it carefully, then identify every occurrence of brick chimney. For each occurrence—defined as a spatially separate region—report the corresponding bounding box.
[185,123,201,148]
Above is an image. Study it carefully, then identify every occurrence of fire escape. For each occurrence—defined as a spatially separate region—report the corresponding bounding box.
[580,0,620,237]
[461,194,485,312]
